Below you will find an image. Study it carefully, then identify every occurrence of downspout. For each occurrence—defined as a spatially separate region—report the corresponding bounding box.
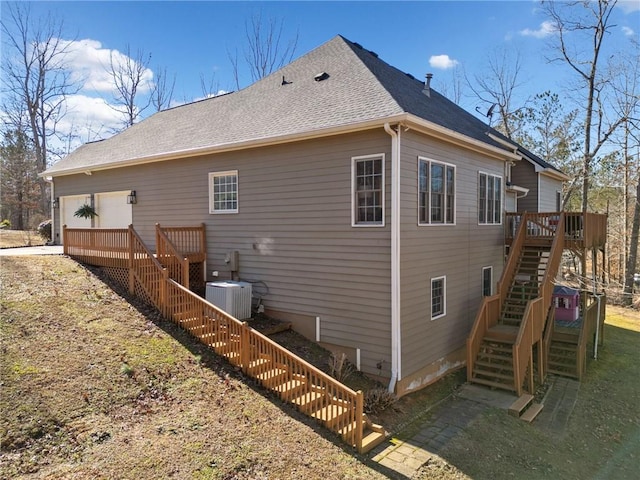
[384,122,401,393]
[46,177,55,245]
[592,248,603,360]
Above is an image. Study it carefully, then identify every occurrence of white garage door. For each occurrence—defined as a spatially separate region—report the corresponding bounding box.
[60,194,92,229]
[95,191,132,228]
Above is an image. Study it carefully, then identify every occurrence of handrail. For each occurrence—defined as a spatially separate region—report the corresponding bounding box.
[128,225,169,315]
[164,278,365,449]
[512,213,565,394]
[542,304,555,381]
[499,212,529,306]
[156,223,190,289]
[157,223,206,259]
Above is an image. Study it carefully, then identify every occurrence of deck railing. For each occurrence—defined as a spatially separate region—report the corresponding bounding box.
[63,224,373,452]
[63,226,130,268]
[505,212,607,248]
[157,223,206,262]
[156,224,190,289]
[577,293,606,379]
[467,213,528,383]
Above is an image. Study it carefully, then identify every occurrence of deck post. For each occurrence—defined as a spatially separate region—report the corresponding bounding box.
[62,225,68,255]
[127,225,135,295]
[240,322,250,374]
[355,390,364,452]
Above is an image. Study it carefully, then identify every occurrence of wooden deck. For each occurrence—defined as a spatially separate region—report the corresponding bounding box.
[62,224,385,453]
[505,212,607,250]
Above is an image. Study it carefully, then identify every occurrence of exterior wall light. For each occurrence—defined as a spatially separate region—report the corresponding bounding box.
[52,197,60,209]
[127,191,137,204]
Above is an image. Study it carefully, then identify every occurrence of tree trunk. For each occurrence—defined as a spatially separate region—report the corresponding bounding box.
[623,178,640,306]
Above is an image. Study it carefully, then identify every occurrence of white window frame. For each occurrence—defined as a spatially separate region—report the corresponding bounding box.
[482,266,493,297]
[478,171,503,225]
[351,154,385,227]
[431,276,447,320]
[209,170,238,214]
[418,157,456,226]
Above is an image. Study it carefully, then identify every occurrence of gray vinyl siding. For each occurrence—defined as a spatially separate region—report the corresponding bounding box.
[538,174,562,212]
[510,160,538,213]
[53,130,393,377]
[398,130,505,379]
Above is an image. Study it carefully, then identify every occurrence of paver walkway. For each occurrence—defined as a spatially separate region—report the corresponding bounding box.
[370,378,580,479]
[370,385,516,478]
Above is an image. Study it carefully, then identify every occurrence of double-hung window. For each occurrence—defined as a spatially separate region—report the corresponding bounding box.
[431,276,446,320]
[209,170,238,214]
[478,172,502,224]
[352,154,384,226]
[418,157,455,225]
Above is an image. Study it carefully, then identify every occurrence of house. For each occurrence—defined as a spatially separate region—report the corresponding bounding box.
[42,35,563,397]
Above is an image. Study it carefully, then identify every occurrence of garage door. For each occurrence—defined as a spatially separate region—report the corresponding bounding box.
[95,191,133,228]
[60,194,92,229]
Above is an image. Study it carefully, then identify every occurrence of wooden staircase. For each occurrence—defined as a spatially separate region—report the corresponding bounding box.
[547,332,580,378]
[467,213,566,396]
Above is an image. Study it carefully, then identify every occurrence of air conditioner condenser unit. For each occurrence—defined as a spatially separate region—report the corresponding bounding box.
[205,281,252,320]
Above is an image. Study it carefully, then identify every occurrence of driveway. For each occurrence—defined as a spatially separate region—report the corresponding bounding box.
[0,245,64,256]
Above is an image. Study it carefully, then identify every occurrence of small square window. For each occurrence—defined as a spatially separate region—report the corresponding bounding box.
[209,171,238,214]
[482,266,493,296]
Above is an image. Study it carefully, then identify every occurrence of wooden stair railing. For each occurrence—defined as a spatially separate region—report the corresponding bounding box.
[64,225,385,454]
[156,223,190,289]
[467,213,529,384]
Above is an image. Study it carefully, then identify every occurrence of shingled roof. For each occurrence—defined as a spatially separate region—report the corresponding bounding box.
[43,35,550,176]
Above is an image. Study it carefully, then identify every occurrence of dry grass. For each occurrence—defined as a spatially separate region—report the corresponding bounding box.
[0,230,45,249]
[0,256,389,479]
[4,254,637,479]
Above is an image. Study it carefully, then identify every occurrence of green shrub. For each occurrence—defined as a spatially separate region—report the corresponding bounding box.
[0,219,10,229]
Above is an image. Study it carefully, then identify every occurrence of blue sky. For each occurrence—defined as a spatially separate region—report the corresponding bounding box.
[6,1,640,151]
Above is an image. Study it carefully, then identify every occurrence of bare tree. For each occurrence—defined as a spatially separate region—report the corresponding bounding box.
[436,66,465,105]
[107,44,153,128]
[468,48,528,139]
[228,13,299,90]
[199,71,220,99]
[150,66,176,112]
[1,3,78,214]
[542,0,627,213]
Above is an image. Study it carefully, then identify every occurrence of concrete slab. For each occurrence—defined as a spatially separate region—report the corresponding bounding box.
[0,245,64,256]
[456,383,518,409]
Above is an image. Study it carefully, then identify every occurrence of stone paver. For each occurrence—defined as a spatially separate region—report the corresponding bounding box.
[370,378,580,478]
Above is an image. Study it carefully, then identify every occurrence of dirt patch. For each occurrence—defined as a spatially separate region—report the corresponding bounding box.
[0,230,45,249]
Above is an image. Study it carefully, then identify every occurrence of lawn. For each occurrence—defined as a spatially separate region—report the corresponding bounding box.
[0,229,45,249]
[1,255,639,479]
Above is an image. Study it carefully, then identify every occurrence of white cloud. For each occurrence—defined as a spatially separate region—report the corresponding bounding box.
[62,39,154,95]
[618,0,640,14]
[622,26,635,37]
[520,20,556,39]
[429,54,459,70]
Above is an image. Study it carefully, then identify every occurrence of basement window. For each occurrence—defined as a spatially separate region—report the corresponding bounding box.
[209,170,238,214]
[431,276,446,320]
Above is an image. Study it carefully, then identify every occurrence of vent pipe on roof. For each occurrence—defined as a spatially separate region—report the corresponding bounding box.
[422,73,433,97]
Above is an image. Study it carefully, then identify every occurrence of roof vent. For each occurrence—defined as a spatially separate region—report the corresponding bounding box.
[368,50,378,58]
[314,72,330,82]
[422,73,433,97]
[405,72,415,80]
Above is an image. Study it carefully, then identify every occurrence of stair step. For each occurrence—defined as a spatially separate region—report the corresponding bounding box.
[485,325,518,342]
[292,390,325,413]
[469,376,515,391]
[360,431,387,453]
[521,403,544,423]
[548,368,579,378]
[475,359,514,371]
[255,367,289,386]
[477,350,512,361]
[508,394,534,417]
[473,367,514,381]
[273,378,305,400]
[311,404,349,428]
[552,332,579,344]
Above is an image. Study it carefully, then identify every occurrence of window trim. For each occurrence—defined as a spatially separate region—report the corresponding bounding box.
[482,266,493,297]
[430,275,447,320]
[351,154,385,227]
[208,170,239,214]
[478,171,503,225]
[417,156,456,226]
